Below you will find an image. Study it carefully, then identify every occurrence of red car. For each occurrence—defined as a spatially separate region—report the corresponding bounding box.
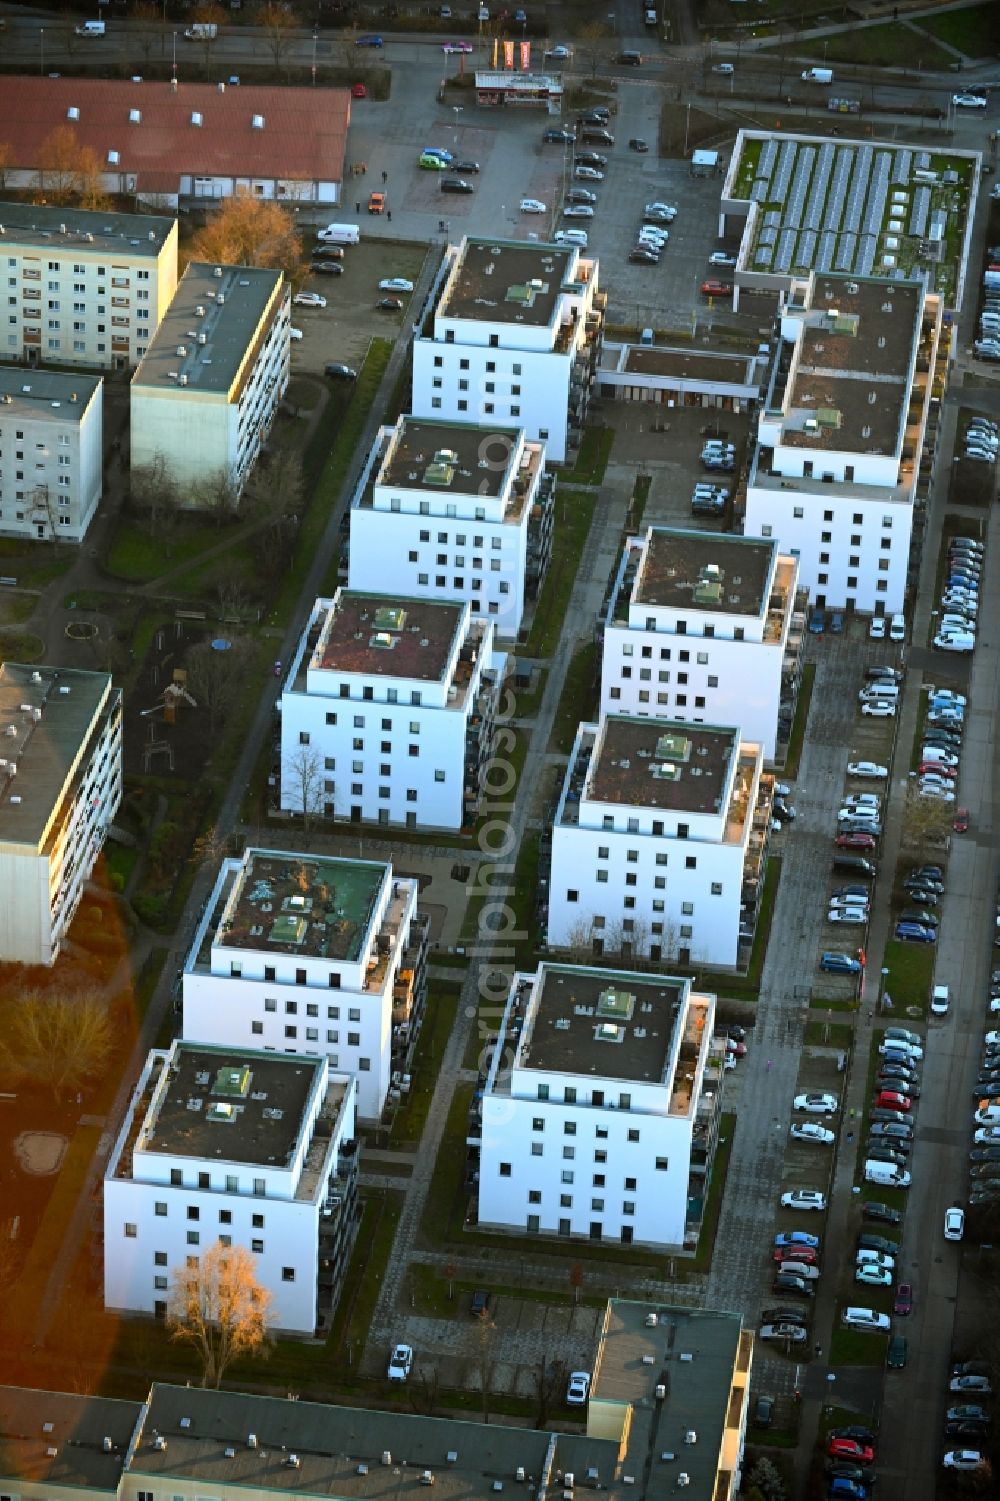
[954,807,970,833]
[827,1438,875,1464]
[874,1089,911,1111]
[701,278,733,296]
[918,761,956,778]
[726,1040,747,1058]
[351,82,367,97]
[836,832,877,850]
[773,1244,819,1265]
[894,1281,913,1316]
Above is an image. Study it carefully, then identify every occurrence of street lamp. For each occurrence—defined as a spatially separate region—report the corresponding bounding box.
[172,30,178,79]
[608,12,616,34]
[39,28,44,76]
[453,104,463,146]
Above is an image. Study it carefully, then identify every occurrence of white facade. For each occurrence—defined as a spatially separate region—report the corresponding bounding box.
[0,367,103,543]
[104,1042,358,1334]
[411,236,605,464]
[182,847,428,1122]
[0,662,121,966]
[0,201,177,370]
[477,963,717,1248]
[547,717,766,970]
[745,272,943,614]
[348,415,554,640]
[130,262,290,502]
[279,591,504,832]
[600,528,801,762]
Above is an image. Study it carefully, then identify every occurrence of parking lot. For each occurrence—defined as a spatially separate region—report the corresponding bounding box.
[288,237,429,373]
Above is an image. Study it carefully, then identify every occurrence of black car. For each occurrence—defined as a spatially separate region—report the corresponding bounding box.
[948,1402,989,1420]
[877,1066,918,1086]
[629,137,649,152]
[761,1306,809,1327]
[312,244,345,260]
[452,159,480,172]
[629,248,659,265]
[870,1122,914,1141]
[324,362,357,379]
[773,1274,814,1298]
[753,1393,775,1429]
[826,1463,868,1482]
[543,128,576,143]
[903,887,940,906]
[953,1361,991,1378]
[865,1144,908,1166]
[912,865,944,881]
[946,1420,989,1439]
[858,1233,899,1255]
[728,1025,747,1042]
[862,1201,903,1225]
[575,151,608,167]
[310,260,344,274]
[376,296,403,311]
[579,107,609,124]
[830,1426,877,1446]
[441,178,474,194]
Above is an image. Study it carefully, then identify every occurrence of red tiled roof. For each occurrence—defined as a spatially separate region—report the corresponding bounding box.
[0,76,350,194]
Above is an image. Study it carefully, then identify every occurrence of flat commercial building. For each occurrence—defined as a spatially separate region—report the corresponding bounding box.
[0,662,122,965]
[182,847,429,1122]
[745,272,942,614]
[600,528,802,761]
[476,964,720,1248]
[348,414,554,639]
[130,261,290,503]
[279,592,504,832]
[0,77,350,208]
[0,201,177,370]
[412,236,605,463]
[547,717,769,969]
[0,366,103,542]
[0,1386,143,1501]
[104,1042,358,1334]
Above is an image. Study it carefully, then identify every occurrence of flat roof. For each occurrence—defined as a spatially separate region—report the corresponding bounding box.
[135,1384,621,1501]
[0,366,101,421]
[635,528,776,617]
[0,1386,142,1493]
[132,261,283,395]
[138,1044,324,1168]
[595,1300,745,1499]
[218,849,386,961]
[379,417,520,499]
[317,592,465,682]
[589,717,738,815]
[0,198,174,257]
[784,276,920,455]
[0,663,116,848]
[623,346,753,384]
[730,131,975,300]
[440,237,578,327]
[519,965,684,1083]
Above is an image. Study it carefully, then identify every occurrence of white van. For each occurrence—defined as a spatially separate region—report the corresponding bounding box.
[864,1160,912,1188]
[842,1306,890,1331]
[317,223,360,245]
[75,19,106,35]
[555,229,589,248]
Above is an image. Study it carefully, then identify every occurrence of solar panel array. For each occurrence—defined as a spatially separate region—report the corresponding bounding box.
[740,138,952,281]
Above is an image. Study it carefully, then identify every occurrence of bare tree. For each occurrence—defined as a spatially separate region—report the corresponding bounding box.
[534,1357,568,1429]
[168,1242,273,1388]
[0,991,113,1102]
[130,1,163,68]
[131,453,181,539]
[474,1313,497,1425]
[577,20,611,78]
[184,637,255,736]
[214,567,255,627]
[254,0,300,75]
[0,143,13,192]
[189,0,227,74]
[284,743,324,830]
[36,125,85,202]
[568,1261,584,1306]
[444,1258,458,1300]
[193,465,240,522]
[76,144,111,212]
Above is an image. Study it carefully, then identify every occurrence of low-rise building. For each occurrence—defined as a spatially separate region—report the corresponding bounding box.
[0,366,103,542]
[547,717,769,969]
[0,200,177,370]
[0,662,122,965]
[104,1041,358,1334]
[476,963,722,1248]
[744,271,943,614]
[182,847,429,1122]
[348,415,554,639]
[0,1387,143,1501]
[130,261,290,504]
[600,528,802,761]
[279,591,504,832]
[411,236,605,463]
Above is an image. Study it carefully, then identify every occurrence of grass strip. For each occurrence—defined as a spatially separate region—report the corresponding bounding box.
[521,489,597,658]
[783,662,815,779]
[559,426,614,487]
[692,1111,736,1273]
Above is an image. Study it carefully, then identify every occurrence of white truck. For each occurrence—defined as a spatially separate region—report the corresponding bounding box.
[801,66,834,84]
[185,22,219,40]
[75,20,106,36]
[643,7,657,25]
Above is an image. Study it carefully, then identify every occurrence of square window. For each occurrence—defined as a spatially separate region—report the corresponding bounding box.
[499,1162,512,1177]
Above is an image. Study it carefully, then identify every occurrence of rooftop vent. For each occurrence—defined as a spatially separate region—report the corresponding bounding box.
[595,1021,623,1044]
[370,631,396,650]
[285,1456,300,1469]
[153,1436,167,1452]
[374,605,406,631]
[655,733,691,763]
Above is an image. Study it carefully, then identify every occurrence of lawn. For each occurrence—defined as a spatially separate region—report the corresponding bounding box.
[0,592,38,627]
[692,1111,736,1272]
[816,22,953,69]
[559,426,614,487]
[521,488,597,658]
[918,1,1000,59]
[104,516,226,584]
[782,663,815,778]
[881,938,935,1015]
[829,1325,889,1367]
[328,1189,404,1359]
[549,640,598,754]
[804,1020,853,1051]
[0,629,44,662]
[389,983,463,1147]
[272,338,393,626]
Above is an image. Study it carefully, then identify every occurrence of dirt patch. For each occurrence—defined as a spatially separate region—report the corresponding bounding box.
[14,1132,67,1177]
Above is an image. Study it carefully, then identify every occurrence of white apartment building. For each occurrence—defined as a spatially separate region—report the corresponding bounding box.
[279,591,504,833]
[182,847,429,1122]
[600,528,802,762]
[104,1041,358,1334]
[411,236,606,463]
[348,414,554,640]
[0,367,103,543]
[476,963,719,1248]
[745,272,944,615]
[0,201,177,370]
[130,261,290,504]
[0,662,121,965]
[547,717,769,970]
